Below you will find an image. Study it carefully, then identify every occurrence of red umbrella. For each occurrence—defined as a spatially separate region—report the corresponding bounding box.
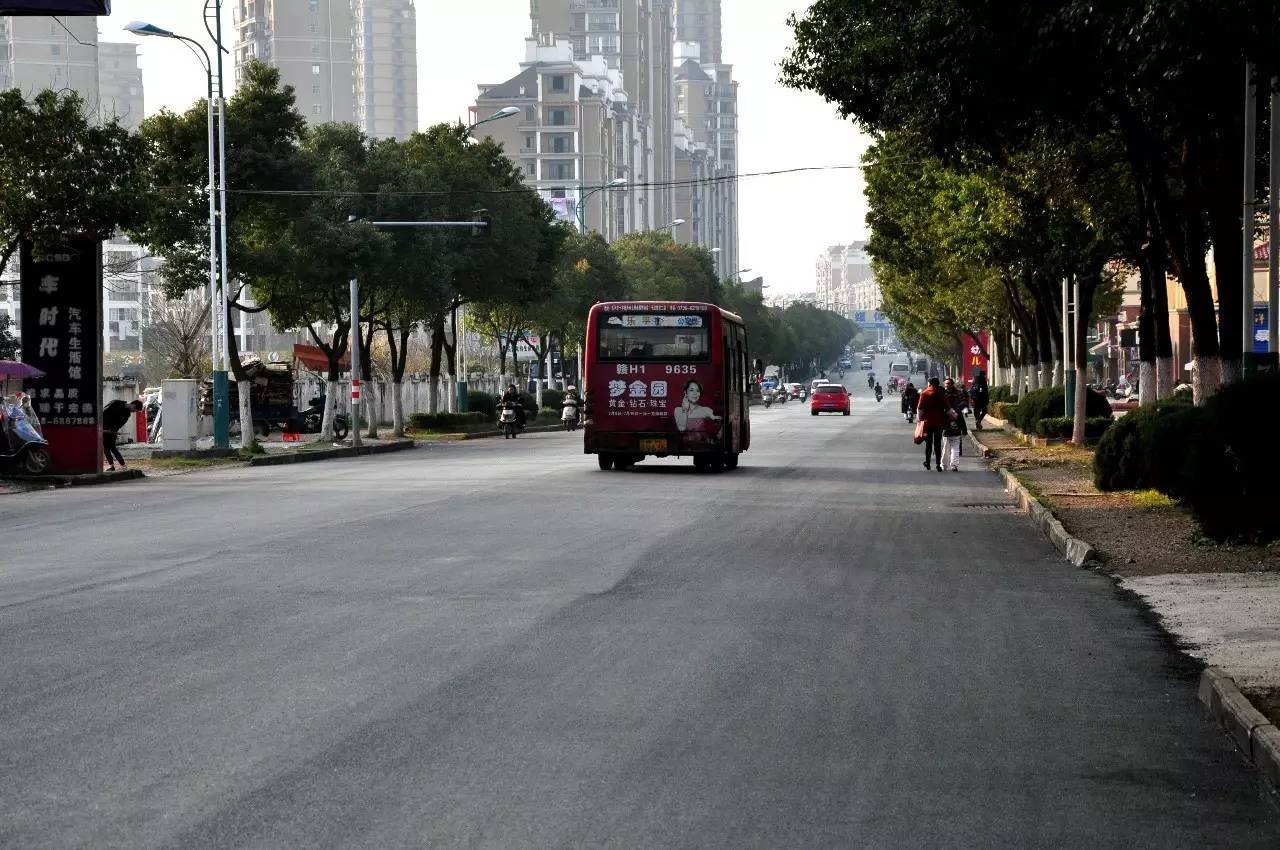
[0,360,45,380]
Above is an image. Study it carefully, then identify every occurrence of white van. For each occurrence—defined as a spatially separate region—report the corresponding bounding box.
[890,362,911,379]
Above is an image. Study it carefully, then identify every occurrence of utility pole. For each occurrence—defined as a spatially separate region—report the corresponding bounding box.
[1243,63,1259,378]
[1062,276,1075,411]
[349,274,362,450]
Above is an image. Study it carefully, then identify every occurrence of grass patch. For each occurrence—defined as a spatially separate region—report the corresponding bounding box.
[1010,469,1056,511]
[237,444,267,460]
[149,457,240,470]
[1131,489,1176,510]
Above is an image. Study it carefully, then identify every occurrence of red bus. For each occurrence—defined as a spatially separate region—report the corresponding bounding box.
[583,301,751,471]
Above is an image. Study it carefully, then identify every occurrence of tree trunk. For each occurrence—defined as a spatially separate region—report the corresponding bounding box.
[1205,128,1244,387]
[391,381,404,438]
[1139,361,1156,406]
[237,380,254,448]
[1137,241,1157,406]
[1157,356,1176,400]
[322,378,339,440]
[1072,279,1097,445]
[429,315,445,414]
[364,380,379,439]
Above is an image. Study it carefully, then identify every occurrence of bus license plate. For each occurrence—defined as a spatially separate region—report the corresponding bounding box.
[639,439,667,453]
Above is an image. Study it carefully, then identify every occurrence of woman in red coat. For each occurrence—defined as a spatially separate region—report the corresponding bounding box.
[916,377,947,471]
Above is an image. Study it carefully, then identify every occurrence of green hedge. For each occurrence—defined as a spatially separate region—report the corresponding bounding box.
[989,386,1017,404]
[989,401,1017,421]
[408,411,489,432]
[1012,386,1111,433]
[1034,417,1073,438]
[467,391,497,422]
[1183,374,1280,541]
[1093,395,1195,492]
[1092,374,1280,542]
[1036,416,1113,442]
[542,389,565,412]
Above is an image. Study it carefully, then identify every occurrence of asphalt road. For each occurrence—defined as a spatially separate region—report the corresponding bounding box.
[2,358,1277,848]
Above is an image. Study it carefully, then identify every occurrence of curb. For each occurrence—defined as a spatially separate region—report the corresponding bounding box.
[247,440,416,466]
[1199,667,1280,792]
[3,468,145,490]
[969,430,1100,568]
[442,424,568,440]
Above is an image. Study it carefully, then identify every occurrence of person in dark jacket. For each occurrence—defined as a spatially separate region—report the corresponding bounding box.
[916,377,947,471]
[901,382,919,422]
[102,398,143,471]
[968,370,990,430]
[499,384,526,429]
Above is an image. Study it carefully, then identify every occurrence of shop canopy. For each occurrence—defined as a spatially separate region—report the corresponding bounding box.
[0,1,110,13]
[293,344,350,374]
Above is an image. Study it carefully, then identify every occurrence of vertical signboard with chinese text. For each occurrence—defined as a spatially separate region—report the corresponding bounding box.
[20,239,103,473]
[961,332,990,382]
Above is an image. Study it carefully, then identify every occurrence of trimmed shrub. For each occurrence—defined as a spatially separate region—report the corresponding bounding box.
[408,411,489,432]
[1034,417,1073,439]
[1182,373,1280,542]
[1084,417,1114,444]
[540,407,560,422]
[1013,386,1111,433]
[467,391,497,422]
[990,401,1017,421]
[1093,395,1194,491]
[542,389,565,413]
[989,386,1017,404]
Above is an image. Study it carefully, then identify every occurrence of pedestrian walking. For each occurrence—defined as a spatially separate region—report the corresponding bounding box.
[102,398,143,472]
[942,378,969,471]
[969,370,990,431]
[916,377,947,471]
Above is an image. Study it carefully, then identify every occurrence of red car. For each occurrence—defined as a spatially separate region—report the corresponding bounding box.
[810,383,851,416]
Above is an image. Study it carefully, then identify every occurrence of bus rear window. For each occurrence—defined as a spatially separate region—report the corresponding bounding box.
[597,314,710,361]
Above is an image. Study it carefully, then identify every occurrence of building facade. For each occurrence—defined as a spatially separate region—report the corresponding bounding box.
[674,0,721,64]
[475,36,640,239]
[816,242,878,318]
[351,0,417,139]
[233,0,356,125]
[97,42,144,131]
[0,14,98,104]
[530,0,674,232]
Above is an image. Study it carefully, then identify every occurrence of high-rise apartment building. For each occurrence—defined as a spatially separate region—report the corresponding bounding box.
[815,242,877,318]
[673,40,736,276]
[351,0,417,139]
[530,0,674,231]
[475,36,641,239]
[674,0,720,64]
[233,0,418,139]
[0,14,98,104]
[233,0,356,125]
[97,42,143,131]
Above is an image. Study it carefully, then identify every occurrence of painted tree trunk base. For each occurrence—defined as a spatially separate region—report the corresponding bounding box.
[320,379,338,440]
[391,381,405,438]
[365,382,379,439]
[428,378,440,415]
[1192,355,1222,406]
[1138,362,1156,407]
[1156,356,1176,400]
[1219,358,1242,388]
[1071,365,1089,444]
[238,380,255,448]
[1052,359,1064,388]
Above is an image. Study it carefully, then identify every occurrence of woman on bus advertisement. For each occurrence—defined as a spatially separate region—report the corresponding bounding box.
[674,379,721,445]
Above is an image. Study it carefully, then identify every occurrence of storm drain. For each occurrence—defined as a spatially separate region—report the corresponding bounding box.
[961,503,1018,511]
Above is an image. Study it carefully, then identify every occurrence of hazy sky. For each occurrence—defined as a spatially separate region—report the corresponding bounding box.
[99,1,870,295]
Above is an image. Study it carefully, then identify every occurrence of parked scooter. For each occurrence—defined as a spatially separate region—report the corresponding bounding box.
[0,402,51,475]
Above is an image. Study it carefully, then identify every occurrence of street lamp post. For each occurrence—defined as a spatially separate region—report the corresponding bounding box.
[576,178,628,234]
[467,106,520,136]
[125,20,228,445]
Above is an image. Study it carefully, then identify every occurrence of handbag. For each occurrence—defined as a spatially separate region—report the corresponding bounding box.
[913,419,927,445]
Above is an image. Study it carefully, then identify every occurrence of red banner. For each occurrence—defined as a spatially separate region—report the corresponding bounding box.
[961,332,990,383]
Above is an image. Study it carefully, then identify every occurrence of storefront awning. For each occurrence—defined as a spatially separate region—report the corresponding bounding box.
[293,343,350,373]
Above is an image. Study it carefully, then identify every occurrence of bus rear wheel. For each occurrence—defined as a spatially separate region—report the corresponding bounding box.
[724,453,739,470]
[597,454,614,471]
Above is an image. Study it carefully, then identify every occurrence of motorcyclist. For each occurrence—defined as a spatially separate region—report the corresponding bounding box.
[901,381,920,422]
[561,386,582,427]
[874,382,883,403]
[500,383,526,430]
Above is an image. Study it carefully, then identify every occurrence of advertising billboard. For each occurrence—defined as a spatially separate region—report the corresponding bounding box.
[0,1,110,13]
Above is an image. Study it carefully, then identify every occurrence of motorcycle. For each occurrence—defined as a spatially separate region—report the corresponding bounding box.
[798,388,808,402]
[298,397,351,440]
[0,403,51,475]
[499,401,522,438]
[561,401,581,431]
[874,387,883,403]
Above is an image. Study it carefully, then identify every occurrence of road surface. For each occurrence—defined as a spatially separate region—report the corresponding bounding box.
[2,360,1277,848]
